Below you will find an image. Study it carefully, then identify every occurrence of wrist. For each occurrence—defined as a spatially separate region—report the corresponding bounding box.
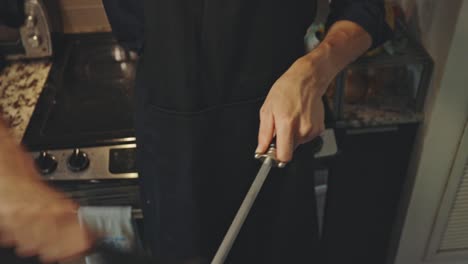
[301,46,339,97]
[316,21,372,69]
[312,41,348,72]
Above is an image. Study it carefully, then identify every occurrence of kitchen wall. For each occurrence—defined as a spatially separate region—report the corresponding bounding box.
[392,0,467,263]
[45,0,111,33]
[397,0,462,113]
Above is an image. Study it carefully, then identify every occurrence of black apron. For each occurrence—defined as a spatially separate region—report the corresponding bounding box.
[134,1,319,263]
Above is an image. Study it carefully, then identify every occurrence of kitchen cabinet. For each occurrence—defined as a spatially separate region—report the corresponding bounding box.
[320,124,419,263]
[425,122,468,261]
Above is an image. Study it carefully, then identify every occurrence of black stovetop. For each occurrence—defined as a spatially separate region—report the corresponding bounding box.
[23,33,138,150]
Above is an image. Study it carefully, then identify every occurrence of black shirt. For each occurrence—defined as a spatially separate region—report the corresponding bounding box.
[102,1,391,262]
[327,0,391,49]
[104,0,390,53]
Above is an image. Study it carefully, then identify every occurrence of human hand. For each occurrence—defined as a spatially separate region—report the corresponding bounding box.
[256,19,373,162]
[0,143,93,263]
[256,50,337,162]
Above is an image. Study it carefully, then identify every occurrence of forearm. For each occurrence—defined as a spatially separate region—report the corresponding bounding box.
[0,119,18,167]
[0,119,40,183]
[302,20,372,96]
[0,121,91,262]
[0,118,72,212]
[0,119,10,140]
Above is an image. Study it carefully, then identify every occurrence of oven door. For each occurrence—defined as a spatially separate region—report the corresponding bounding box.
[0,0,25,57]
[54,179,146,264]
[0,178,145,264]
[54,178,144,235]
[0,23,25,57]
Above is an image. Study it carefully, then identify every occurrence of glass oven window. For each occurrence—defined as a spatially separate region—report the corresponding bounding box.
[326,63,428,126]
[0,24,21,43]
[325,20,434,127]
[0,24,24,55]
[329,64,424,109]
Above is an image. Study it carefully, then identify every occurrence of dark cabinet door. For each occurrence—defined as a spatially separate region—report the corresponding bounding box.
[321,124,419,263]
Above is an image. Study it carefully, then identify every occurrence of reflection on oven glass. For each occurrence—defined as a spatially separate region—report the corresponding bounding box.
[40,34,138,139]
[113,45,127,61]
[327,64,423,111]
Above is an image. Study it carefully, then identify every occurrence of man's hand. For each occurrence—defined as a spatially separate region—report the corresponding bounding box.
[0,124,93,263]
[256,21,373,162]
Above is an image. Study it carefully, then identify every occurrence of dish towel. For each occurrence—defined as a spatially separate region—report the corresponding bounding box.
[78,206,139,264]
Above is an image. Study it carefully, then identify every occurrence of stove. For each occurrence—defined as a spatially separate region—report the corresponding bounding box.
[23,33,139,181]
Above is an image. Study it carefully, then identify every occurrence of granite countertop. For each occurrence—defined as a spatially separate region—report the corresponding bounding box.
[337,104,423,128]
[0,60,52,143]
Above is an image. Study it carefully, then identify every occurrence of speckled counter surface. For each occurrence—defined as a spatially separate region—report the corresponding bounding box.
[337,104,423,128]
[0,60,52,143]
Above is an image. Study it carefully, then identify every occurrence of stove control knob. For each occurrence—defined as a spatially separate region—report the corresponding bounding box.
[25,14,37,28]
[67,149,90,172]
[27,34,41,48]
[35,151,57,175]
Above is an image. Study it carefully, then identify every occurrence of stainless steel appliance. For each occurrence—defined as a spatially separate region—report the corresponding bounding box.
[23,33,143,226]
[0,0,52,60]
[24,33,139,180]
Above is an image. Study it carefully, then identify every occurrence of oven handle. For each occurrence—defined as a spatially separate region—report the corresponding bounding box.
[314,128,338,160]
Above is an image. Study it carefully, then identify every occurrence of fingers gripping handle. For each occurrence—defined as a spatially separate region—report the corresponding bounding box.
[254,142,287,168]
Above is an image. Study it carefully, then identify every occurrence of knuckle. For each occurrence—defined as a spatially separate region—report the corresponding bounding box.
[298,132,309,141]
[299,125,313,137]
